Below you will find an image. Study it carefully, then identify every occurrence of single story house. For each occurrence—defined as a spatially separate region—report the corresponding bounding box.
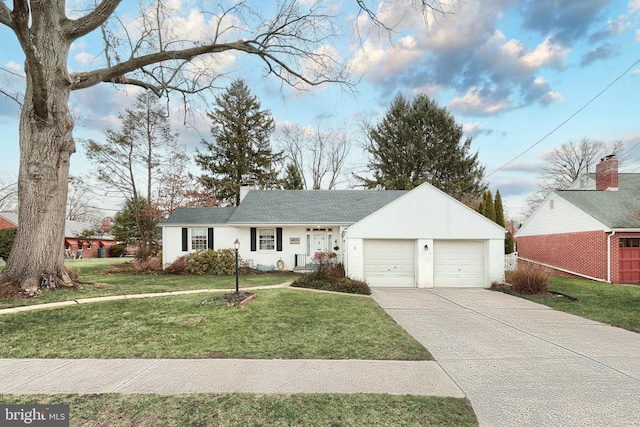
[516,155,640,284]
[0,213,116,259]
[161,182,505,288]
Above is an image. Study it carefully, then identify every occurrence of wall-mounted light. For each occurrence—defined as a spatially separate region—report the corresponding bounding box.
[424,244,429,250]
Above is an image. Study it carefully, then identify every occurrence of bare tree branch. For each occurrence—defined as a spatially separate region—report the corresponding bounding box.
[65,0,122,39]
[0,2,12,28]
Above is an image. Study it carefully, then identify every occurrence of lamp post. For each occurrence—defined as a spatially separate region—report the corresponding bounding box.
[234,238,240,293]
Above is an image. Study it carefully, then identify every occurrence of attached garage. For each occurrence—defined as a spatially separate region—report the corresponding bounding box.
[434,240,485,287]
[363,239,416,287]
[344,182,505,288]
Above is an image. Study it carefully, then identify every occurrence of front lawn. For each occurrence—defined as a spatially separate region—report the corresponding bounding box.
[523,276,640,332]
[0,289,432,360]
[0,258,299,309]
[0,394,478,426]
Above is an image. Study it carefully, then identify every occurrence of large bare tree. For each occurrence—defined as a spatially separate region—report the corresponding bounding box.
[523,138,623,218]
[0,0,446,292]
[277,123,350,189]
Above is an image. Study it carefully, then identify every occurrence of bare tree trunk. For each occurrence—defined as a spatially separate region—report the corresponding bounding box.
[0,5,76,292]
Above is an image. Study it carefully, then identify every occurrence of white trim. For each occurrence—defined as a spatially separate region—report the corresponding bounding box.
[518,256,608,283]
[607,231,615,284]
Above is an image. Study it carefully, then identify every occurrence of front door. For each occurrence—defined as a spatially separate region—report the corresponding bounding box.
[313,234,326,253]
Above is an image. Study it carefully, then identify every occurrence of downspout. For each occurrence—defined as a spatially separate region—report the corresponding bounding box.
[607,231,615,284]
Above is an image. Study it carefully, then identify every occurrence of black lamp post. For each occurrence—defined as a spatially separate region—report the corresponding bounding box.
[234,238,240,293]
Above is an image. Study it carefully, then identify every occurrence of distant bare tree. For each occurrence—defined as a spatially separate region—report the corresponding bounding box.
[277,123,351,189]
[0,178,17,212]
[523,138,624,218]
[66,176,102,222]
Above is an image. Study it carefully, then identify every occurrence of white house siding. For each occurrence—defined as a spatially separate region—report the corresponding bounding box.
[517,194,607,237]
[345,183,505,288]
[162,225,237,267]
[162,224,344,271]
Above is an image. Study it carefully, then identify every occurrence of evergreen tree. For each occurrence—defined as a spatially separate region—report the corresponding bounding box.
[359,94,485,200]
[494,190,505,227]
[480,190,496,222]
[282,163,305,190]
[195,79,281,206]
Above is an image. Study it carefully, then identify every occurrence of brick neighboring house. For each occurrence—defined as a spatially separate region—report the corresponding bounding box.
[516,155,640,284]
[0,213,116,259]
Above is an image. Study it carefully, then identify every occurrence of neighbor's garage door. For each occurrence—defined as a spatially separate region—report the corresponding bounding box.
[364,239,415,287]
[434,240,485,287]
[619,245,640,283]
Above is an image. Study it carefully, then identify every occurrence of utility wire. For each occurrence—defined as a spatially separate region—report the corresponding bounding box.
[484,57,640,181]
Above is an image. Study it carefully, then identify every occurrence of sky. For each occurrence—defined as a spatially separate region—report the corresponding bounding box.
[1,0,639,221]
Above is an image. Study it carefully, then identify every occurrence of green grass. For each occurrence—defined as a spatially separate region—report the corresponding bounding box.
[522,276,640,332]
[0,258,299,309]
[0,289,432,360]
[0,394,478,426]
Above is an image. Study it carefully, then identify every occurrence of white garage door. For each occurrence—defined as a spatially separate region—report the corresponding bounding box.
[434,240,486,287]
[364,239,415,287]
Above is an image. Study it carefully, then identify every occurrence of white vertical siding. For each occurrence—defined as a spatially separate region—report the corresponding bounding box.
[348,183,505,239]
[517,194,607,237]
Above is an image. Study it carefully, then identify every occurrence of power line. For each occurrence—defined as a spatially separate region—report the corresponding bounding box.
[485,57,640,181]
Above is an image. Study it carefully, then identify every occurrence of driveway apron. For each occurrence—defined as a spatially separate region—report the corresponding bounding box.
[372,288,640,427]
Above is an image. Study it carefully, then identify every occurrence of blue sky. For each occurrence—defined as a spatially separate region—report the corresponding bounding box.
[1,0,639,220]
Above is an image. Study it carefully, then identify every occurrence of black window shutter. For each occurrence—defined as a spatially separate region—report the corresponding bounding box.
[250,228,257,252]
[207,228,214,249]
[276,227,283,252]
[181,228,188,252]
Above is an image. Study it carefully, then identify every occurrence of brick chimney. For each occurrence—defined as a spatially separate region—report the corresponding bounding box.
[100,217,112,232]
[595,155,618,191]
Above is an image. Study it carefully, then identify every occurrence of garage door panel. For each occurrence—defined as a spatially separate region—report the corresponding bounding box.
[364,240,415,287]
[434,240,485,287]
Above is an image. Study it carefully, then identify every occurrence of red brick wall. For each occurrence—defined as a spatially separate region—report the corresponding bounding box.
[517,231,609,281]
[0,217,17,229]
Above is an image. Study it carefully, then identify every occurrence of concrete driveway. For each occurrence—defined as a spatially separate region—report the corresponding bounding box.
[372,288,640,427]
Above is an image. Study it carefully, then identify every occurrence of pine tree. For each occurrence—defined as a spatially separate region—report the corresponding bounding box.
[195,79,281,206]
[282,163,305,189]
[494,190,505,227]
[359,94,486,200]
[481,190,496,222]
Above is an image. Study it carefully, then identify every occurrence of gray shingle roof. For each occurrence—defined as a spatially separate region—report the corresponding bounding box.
[227,190,407,225]
[557,174,640,229]
[161,207,237,225]
[161,190,408,226]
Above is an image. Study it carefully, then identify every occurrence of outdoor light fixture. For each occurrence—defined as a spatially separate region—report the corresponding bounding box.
[234,239,240,293]
[424,244,429,250]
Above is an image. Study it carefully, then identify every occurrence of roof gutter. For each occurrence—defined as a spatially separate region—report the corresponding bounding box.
[607,231,615,284]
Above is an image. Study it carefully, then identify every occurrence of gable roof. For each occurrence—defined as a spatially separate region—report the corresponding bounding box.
[160,190,409,226]
[226,190,408,225]
[161,207,237,225]
[554,173,640,229]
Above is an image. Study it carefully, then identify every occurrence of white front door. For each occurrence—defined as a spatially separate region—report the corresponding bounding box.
[313,234,326,252]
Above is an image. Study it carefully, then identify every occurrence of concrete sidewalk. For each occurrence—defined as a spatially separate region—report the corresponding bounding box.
[0,358,463,397]
[372,288,640,427]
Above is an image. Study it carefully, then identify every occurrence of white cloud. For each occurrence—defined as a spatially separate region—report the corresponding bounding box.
[449,87,509,115]
[5,61,22,73]
[74,52,96,65]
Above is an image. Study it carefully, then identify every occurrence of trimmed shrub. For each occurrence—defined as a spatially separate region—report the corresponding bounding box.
[0,227,17,261]
[184,249,240,276]
[291,253,371,295]
[507,261,551,295]
[131,256,162,273]
[109,244,126,258]
[165,254,189,274]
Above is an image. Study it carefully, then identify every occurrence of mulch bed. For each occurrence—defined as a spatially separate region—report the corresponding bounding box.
[200,291,256,307]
